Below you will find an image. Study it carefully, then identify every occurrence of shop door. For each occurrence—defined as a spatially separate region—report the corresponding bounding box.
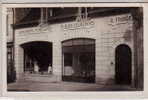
[115,44,132,85]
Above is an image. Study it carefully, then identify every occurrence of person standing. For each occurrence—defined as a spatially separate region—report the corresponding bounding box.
[34,61,39,73]
[48,64,52,74]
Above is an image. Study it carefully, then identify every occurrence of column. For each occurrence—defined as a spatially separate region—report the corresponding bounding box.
[52,41,62,82]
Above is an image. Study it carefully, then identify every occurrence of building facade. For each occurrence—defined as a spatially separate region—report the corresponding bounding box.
[7,7,143,90]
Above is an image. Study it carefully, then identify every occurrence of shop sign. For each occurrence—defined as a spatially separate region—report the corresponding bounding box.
[18,24,52,35]
[108,14,132,26]
[61,19,95,31]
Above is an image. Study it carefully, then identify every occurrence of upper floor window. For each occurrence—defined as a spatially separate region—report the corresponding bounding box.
[14,8,41,28]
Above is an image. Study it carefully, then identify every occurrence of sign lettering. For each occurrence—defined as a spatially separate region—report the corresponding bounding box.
[108,14,132,26]
[61,19,95,31]
[18,24,52,35]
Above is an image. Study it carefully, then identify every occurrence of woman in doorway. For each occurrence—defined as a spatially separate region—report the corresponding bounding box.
[34,61,39,73]
[48,64,52,74]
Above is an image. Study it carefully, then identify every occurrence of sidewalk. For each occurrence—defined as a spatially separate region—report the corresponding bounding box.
[7,79,137,91]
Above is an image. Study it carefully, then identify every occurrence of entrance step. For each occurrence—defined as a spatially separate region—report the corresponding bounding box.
[23,73,59,83]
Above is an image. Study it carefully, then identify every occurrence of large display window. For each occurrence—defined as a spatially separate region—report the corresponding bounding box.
[21,41,52,75]
[62,38,95,83]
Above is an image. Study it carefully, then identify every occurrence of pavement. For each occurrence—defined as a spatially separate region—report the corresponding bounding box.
[7,78,137,91]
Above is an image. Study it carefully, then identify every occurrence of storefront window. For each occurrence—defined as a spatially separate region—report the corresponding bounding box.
[64,53,73,76]
[62,38,95,83]
[22,41,53,75]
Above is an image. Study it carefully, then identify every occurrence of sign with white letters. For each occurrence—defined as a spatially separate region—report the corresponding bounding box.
[108,14,132,26]
[18,24,52,35]
[61,19,95,31]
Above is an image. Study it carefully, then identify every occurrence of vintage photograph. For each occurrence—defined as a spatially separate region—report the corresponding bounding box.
[6,7,143,91]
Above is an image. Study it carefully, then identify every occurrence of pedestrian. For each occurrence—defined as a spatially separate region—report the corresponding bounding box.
[48,64,52,74]
[34,61,39,73]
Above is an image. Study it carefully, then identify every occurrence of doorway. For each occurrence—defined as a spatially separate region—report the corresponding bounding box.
[115,44,132,85]
[21,41,52,75]
[62,38,95,83]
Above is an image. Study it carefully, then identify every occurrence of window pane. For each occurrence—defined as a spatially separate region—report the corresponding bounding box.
[64,53,73,76]
[62,40,73,46]
[73,39,84,45]
[84,39,95,45]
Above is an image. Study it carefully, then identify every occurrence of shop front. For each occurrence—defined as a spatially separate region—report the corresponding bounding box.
[13,10,135,86]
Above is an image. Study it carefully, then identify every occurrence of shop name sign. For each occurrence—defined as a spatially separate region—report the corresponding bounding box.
[108,14,132,26]
[18,24,52,35]
[61,19,95,31]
